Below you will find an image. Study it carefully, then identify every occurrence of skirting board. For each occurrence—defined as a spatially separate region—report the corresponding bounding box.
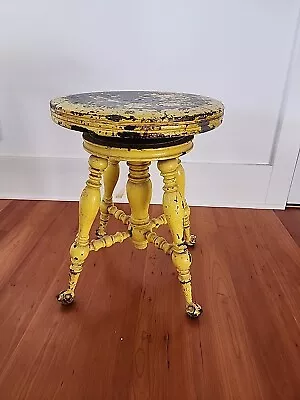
[0,155,282,209]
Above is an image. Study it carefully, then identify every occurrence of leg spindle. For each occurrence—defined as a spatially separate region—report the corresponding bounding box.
[176,160,196,247]
[57,155,108,305]
[97,159,120,237]
[158,158,202,318]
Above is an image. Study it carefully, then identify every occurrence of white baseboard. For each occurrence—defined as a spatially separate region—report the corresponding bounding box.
[0,155,279,209]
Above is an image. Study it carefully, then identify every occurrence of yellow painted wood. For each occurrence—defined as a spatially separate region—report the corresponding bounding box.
[90,231,130,251]
[97,160,120,237]
[126,162,152,250]
[149,214,167,230]
[57,155,107,305]
[83,139,193,161]
[145,231,173,255]
[107,205,130,225]
[177,160,196,246]
[157,159,202,317]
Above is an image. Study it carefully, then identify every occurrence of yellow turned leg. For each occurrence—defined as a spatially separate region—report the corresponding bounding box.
[57,155,108,305]
[126,161,152,250]
[96,159,120,238]
[158,158,202,318]
[176,159,196,247]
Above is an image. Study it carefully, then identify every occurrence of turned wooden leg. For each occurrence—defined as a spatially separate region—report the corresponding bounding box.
[126,161,152,250]
[176,159,196,247]
[96,159,120,238]
[158,158,202,318]
[57,155,108,305]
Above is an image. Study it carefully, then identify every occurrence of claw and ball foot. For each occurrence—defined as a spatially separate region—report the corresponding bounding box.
[185,234,197,247]
[57,290,75,305]
[95,228,104,239]
[186,302,203,318]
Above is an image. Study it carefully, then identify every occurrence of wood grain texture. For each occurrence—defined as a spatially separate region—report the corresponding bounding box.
[0,199,11,213]
[275,208,300,247]
[1,201,300,400]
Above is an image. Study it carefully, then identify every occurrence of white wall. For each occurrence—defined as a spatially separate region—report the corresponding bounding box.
[0,0,300,206]
[288,152,300,204]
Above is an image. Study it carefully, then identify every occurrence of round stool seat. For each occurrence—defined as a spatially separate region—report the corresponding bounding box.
[50,91,224,138]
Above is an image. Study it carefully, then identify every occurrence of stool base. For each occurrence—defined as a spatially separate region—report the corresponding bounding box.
[57,202,202,318]
[57,142,202,319]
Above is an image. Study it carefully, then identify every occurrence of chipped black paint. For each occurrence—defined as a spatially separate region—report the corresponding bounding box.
[82,131,194,149]
[180,279,192,284]
[50,91,224,139]
[70,125,94,134]
[123,125,136,131]
[105,114,124,122]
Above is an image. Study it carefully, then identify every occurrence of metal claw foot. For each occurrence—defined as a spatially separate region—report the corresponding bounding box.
[57,290,75,305]
[186,303,203,318]
[185,234,197,247]
[95,229,104,239]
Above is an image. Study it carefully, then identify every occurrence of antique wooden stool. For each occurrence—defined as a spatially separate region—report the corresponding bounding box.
[50,91,224,318]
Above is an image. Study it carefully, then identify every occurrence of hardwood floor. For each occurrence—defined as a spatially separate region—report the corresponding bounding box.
[0,200,300,400]
[275,208,300,247]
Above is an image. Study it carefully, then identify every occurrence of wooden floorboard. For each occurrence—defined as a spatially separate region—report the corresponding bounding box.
[0,199,11,213]
[1,201,300,399]
[275,208,300,248]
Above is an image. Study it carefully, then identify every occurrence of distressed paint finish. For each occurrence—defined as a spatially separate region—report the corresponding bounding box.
[83,136,194,161]
[158,159,202,317]
[51,90,224,317]
[50,91,224,138]
[126,161,152,250]
[177,160,197,247]
[96,160,120,238]
[57,155,107,305]
[57,143,202,316]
